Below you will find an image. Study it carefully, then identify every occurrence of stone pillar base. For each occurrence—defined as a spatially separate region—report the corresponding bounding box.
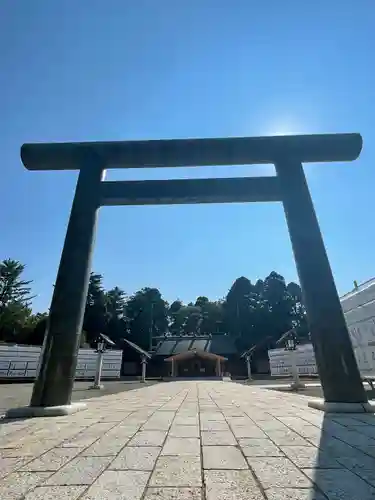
[4,402,87,419]
[290,381,306,391]
[89,384,104,390]
[308,399,375,413]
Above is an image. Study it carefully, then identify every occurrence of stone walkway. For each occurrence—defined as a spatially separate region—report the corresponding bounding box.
[2,381,375,499]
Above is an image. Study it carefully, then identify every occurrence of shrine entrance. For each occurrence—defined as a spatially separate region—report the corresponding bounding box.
[14,133,369,416]
[165,350,226,378]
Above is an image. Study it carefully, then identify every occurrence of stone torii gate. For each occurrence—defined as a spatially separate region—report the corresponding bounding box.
[6,133,372,417]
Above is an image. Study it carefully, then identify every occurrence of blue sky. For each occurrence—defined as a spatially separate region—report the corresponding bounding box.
[1,1,374,312]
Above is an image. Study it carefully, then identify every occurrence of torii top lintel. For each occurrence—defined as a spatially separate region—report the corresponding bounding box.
[21,133,362,171]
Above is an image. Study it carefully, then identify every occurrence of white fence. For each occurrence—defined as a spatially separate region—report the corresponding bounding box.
[268,278,375,378]
[0,345,122,380]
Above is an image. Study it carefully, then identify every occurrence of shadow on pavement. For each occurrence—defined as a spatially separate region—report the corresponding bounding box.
[311,411,375,499]
[0,380,161,426]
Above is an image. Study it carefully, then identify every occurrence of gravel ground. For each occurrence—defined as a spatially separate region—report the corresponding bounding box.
[0,380,161,415]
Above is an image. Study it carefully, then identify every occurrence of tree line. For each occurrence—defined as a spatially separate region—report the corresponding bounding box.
[0,258,309,353]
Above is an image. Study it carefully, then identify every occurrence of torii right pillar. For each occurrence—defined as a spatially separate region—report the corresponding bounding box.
[275,158,372,412]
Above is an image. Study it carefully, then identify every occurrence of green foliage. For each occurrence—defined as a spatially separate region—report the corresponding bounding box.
[0,258,308,353]
[0,259,35,342]
[125,288,168,350]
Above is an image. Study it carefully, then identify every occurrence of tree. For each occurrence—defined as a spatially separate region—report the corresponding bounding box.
[223,277,258,342]
[104,286,128,344]
[125,287,168,350]
[168,300,184,334]
[0,255,308,357]
[195,297,224,335]
[287,281,308,341]
[0,259,35,341]
[83,273,107,346]
[262,271,293,337]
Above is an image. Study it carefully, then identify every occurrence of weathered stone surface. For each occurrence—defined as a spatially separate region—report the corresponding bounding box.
[238,438,283,457]
[279,445,341,468]
[203,446,248,470]
[205,470,264,500]
[265,429,309,446]
[109,446,160,470]
[200,421,230,431]
[201,431,236,446]
[199,412,225,422]
[144,487,202,499]
[5,381,375,499]
[150,456,201,487]
[0,472,52,499]
[81,470,150,499]
[248,457,313,488]
[230,426,267,438]
[127,431,167,447]
[173,416,199,426]
[304,468,375,499]
[169,426,200,438]
[161,437,200,456]
[0,457,29,478]
[265,488,326,500]
[45,456,112,485]
[24,486,86,500]
[19,447,83,471]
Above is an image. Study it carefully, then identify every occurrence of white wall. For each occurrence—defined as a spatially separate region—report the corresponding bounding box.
[0,345,122,379]
[268,278,375,378]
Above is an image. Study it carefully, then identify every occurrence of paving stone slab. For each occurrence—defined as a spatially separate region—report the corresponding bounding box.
[203,445,248,469]
[81,436,129,456]
[265,488,326,499]
[199,413,225,422]
[230,426,268,438]
[150,456,202,487]
[173,416,199,426]
[109,446,160,470]
[24,486,86,500]
[304,468,375,499]
[204,469,264,500]
[0,471,52,499]
[144,487,202,499]
[103,425,141,439]
[238,438,283,457]
[127,431,167,447]
[0,456,30,478]
[19,447,83,471]
[279,445,342,469]
[201,431,236,446]
[169,426,200,438]
[0,439,61,458]
[45,456,112,485]
[248,456,313,488]
[162,437,200,456]
[81,470,150,500]
[200,421,230,431]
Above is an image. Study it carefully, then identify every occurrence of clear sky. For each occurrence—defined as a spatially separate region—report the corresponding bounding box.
[1,0,374,313]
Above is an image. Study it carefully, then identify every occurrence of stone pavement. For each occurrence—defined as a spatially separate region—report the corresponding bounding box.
[2,382,375,499]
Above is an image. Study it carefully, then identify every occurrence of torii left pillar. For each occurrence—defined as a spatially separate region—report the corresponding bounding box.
[6,160,105,418]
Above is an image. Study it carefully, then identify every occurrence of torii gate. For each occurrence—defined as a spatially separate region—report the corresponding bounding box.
[6,133,371,417]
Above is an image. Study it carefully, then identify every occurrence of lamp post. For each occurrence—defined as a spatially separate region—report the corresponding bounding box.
[89,333,115,390]
[141,355,147,383]
[246,355,252,381]
[284,336,305,390]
